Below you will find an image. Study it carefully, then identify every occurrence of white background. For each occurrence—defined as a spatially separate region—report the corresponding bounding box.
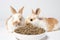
[0,0,60,40]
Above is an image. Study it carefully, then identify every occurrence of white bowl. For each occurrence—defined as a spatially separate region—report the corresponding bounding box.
[12,32,46,40]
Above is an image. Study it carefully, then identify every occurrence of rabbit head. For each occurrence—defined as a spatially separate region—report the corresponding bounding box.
[25,8,41,24]
[6,6,25,32]
[25,8,45,27]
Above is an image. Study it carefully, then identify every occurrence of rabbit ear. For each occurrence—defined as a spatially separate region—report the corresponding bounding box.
[32,9,35,14]
[10,6,17,14]
[18,7,24,14]
[35,8,40,15]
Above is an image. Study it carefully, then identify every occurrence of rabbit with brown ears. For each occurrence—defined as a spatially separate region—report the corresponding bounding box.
[25,8,58,32]
[6,6,25,33]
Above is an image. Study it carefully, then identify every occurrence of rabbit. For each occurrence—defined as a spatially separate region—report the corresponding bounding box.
[6,6,25,33]
[25,8,58,32]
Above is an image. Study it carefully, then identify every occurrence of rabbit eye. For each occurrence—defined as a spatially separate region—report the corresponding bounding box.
[30,19,33,21]
[19,18,22,20]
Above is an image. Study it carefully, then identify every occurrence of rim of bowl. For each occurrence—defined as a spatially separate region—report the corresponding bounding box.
[13,32,46,36]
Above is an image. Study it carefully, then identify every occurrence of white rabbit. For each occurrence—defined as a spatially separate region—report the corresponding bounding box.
[25,8,58,32]
[6,6,25,33]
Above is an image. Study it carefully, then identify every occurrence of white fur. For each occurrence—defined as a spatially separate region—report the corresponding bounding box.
[7,13,25,33]
[27,18,48,31]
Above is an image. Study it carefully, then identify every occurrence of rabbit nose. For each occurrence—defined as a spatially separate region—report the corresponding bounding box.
[13,21,20,25]
[38,18,43,20]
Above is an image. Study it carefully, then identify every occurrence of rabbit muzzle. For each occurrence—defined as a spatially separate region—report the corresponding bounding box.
[12,21,21,26]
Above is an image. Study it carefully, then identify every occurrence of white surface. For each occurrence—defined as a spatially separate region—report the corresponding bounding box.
[0,0,60,40]
[46,31,60,40]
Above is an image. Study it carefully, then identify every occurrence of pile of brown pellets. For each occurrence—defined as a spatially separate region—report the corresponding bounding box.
[14,23,45,35]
